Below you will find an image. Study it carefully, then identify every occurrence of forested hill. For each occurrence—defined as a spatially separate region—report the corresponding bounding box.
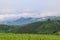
[0,19,60,34]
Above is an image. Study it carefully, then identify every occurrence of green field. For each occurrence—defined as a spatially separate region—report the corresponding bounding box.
[0,33,60,40]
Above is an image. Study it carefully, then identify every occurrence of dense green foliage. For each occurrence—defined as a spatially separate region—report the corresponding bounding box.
[0,33,60,40]
[0,19,60,34]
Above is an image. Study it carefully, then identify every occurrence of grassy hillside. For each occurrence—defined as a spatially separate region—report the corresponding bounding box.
[0,19,60,34]
[14,19,60,34]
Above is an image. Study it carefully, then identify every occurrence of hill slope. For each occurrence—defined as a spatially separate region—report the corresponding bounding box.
[0,19,60,34]
[8,19,60,34]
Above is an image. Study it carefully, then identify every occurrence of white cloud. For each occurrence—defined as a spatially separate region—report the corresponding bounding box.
[0,14,18,21]
[0,11,60,21]
[0,8,16,14]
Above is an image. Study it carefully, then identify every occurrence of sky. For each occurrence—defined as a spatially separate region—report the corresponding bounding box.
[0,0,60,21]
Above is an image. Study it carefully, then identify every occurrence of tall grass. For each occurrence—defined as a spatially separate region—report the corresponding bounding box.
[0,33,60,40]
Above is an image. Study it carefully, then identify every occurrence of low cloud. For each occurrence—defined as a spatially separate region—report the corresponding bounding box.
[0,8,17,14]
[0,11,60,21]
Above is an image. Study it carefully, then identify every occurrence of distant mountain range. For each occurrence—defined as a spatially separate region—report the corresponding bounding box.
[0,16,60,25]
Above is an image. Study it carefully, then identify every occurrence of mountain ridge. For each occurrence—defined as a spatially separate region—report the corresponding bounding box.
[0,16,60,25]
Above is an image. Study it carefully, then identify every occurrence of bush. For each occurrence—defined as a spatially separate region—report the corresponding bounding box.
[55,31,60,35]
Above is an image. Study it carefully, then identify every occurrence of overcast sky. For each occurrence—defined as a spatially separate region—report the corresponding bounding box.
[0,0,60,20]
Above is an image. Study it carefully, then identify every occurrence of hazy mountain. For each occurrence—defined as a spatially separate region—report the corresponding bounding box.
[0,16,60,25]
[8,17,42,25]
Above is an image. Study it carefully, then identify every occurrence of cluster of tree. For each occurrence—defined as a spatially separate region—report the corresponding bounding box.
[0,19,60,34]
